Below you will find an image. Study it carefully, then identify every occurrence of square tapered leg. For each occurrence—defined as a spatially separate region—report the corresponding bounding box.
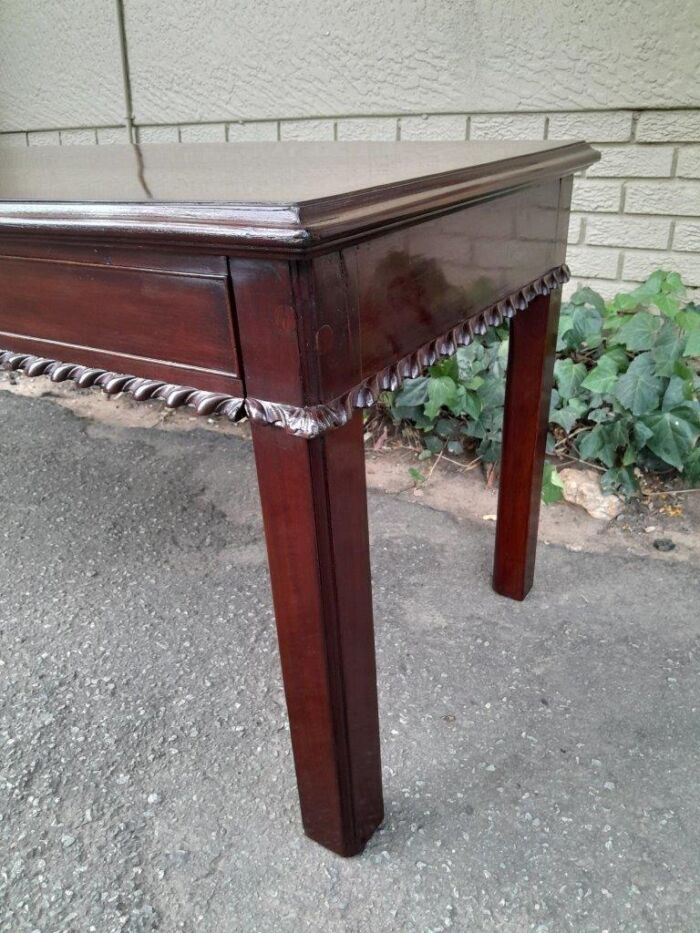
[493,292,561,601]
[252,413,383,856]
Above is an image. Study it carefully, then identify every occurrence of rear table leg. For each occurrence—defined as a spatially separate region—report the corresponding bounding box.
[493,292,561,601]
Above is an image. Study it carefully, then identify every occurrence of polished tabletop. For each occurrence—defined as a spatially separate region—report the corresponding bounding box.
[0,141,597,253]
[0,140,591,204]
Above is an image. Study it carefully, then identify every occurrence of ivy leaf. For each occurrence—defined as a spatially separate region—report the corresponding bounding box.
[549,388,561,415]
[613,352,663,416]
[640,409,700,471]
[676,307,700,334]
[550,405,580,433]
[481,405,504,433]
[673,360,695,381]
[557,313,575,351]
[447,440,464,455]
[610,291,643,313]
[579,420,630,468]
[554,359,587,400]
[579,426,615,468]
[412,411,437,431]
[603,346,631,370]
[676,400,700,430]
[662,375,694,411]
[588,407,613,423]
[445,383,467,416]
[430,356,459,381]
[663,271,685,295]
[685,447,700,484]
[491,352,508,379]
[581,354,619,394]
[394,376,429,407]
[617,311,661,351]
[634,270,682,305]
[632,419,654,448]
[497,337,510,362]
[541,463,564,504]
[465,415,486,440]
[652,321,685,376]
[424,433,444,454]
[550,397,587,432]
[601,466,638,497]
[435,417,457,438]
[455,344,485,378]
[644,270,667,292]
[570,305,603,347]
[424,376,459,419]
[653,293,681,320]
[609,418,632,446]
[476,374,505,409]
[571,286,606,313]
[685,328,700,358]
[622,444,638,466]
[391,403,423,422]
[463,390,482,420]
[607,320,631,349]
[460,375,484,391]
[478,437,501,463]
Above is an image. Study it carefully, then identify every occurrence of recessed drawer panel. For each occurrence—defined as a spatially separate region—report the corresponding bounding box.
[0,243,241,394]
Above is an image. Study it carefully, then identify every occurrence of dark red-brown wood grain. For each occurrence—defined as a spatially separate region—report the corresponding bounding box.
[0,239,241,394]
[493,292,562,600]
[252,415,383,855]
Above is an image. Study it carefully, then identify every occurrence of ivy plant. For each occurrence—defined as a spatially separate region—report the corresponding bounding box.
[385,271,700,500]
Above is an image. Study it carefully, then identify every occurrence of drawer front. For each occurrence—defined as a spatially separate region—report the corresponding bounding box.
[0,242,241,395]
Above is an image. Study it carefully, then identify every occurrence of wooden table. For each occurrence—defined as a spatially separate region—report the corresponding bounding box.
[0,140,597,856]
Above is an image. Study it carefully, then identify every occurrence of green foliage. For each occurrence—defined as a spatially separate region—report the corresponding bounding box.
[542,462,565,504]
[386,270,700,500]
[408,466,427,485]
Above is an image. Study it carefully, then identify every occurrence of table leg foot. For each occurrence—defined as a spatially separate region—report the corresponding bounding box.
[252,412,383,856]
[493,292,560,601]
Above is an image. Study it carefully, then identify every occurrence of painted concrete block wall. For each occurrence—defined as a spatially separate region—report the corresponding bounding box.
[1,0,699,297]
[0,0,125,131]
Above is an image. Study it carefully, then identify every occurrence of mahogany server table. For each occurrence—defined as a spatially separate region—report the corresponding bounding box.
[0,140,598,856]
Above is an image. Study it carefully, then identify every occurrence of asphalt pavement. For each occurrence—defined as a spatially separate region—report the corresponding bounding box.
[1,391,699,932]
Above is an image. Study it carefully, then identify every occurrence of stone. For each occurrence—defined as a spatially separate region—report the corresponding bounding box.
[559,468,624,521]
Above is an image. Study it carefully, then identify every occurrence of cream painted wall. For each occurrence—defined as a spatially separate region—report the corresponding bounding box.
[1,0,699,294]
[123,0,699,121]
[2,0,699,130]
[0,0,124,132]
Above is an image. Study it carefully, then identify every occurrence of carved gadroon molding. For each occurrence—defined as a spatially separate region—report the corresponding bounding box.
[1,264,569,439]
[0,352,246,420]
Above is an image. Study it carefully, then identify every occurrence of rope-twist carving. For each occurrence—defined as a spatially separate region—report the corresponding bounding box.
[0,351,245,420]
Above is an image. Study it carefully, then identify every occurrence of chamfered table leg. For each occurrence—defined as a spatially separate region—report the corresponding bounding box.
[493,292,561,601]
[251,412,383,856]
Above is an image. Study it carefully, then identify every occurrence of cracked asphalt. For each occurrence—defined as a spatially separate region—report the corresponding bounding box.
[1,390,699,932]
